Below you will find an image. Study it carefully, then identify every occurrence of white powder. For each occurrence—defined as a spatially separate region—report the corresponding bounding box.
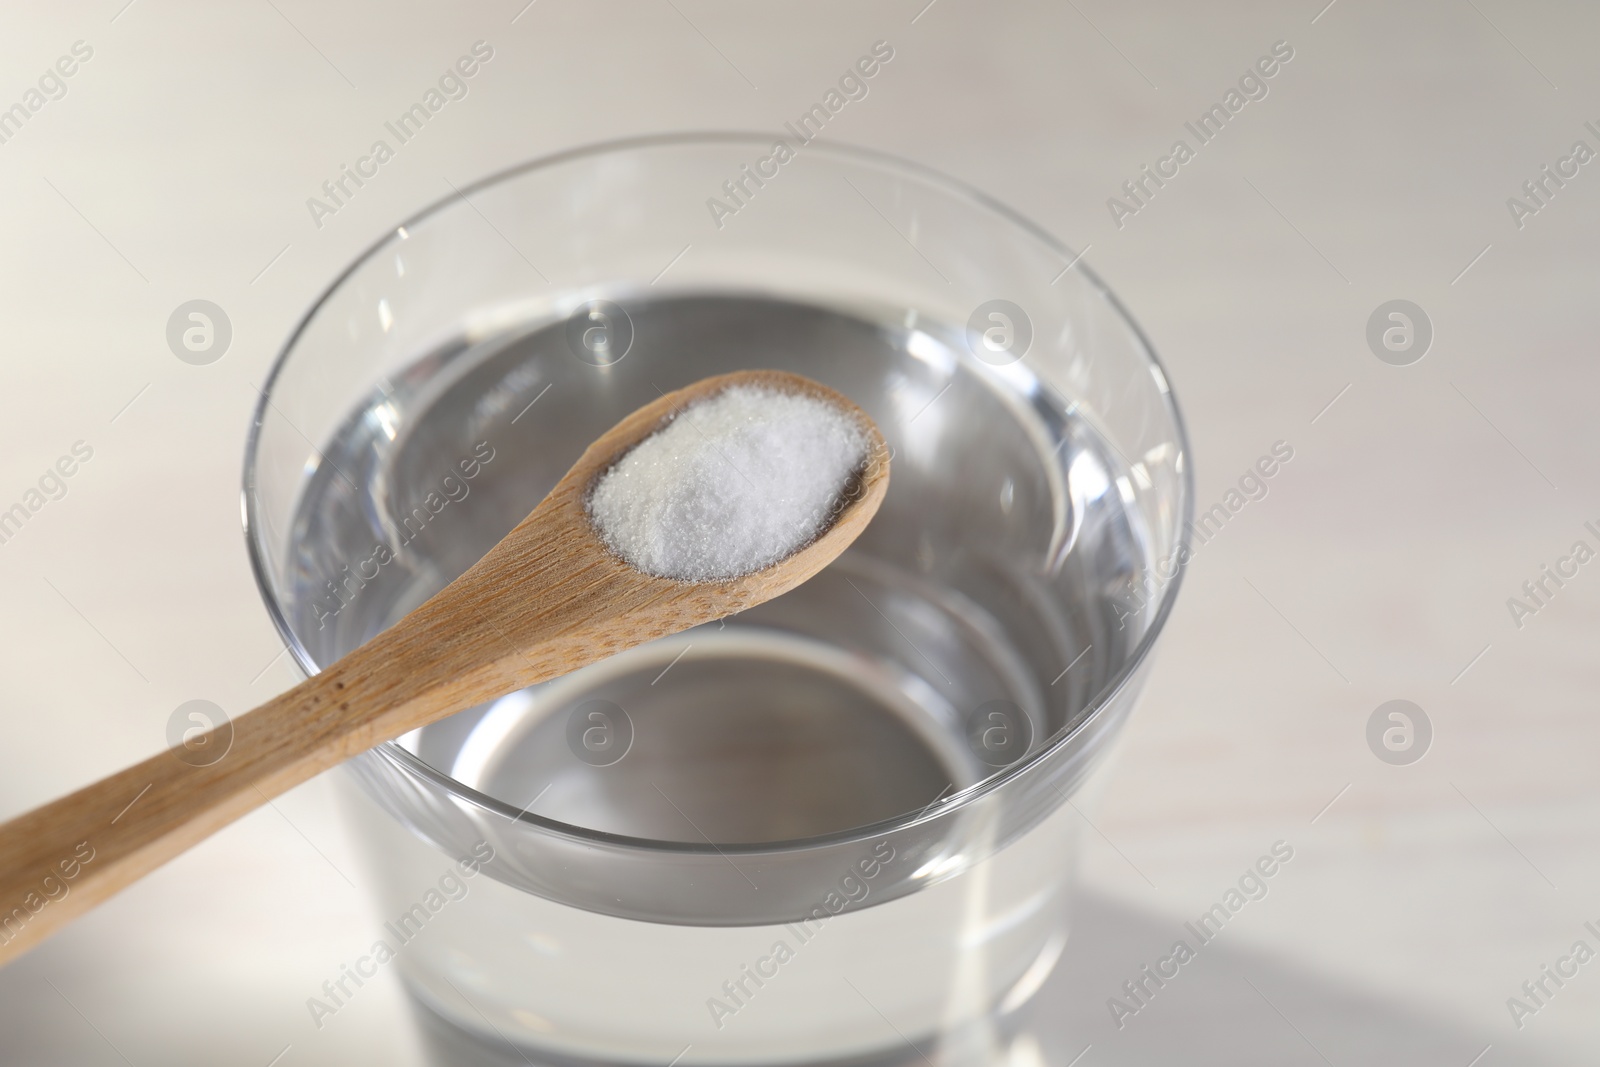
[589,384,870,581]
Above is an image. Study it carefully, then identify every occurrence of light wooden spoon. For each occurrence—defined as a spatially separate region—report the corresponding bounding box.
[0,369,889,965]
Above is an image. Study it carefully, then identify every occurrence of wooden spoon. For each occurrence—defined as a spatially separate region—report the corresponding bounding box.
[0,369,889,965]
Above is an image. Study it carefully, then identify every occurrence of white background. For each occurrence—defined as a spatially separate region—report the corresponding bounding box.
[0,1,1597,1064]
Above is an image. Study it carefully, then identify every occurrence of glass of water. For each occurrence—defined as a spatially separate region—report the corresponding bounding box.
[244,134,1191,1066]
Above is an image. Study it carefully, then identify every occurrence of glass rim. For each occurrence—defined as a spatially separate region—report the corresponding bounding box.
[240,130,1195,857]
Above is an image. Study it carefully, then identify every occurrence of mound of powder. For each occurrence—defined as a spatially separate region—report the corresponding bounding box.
[588,385,869,581]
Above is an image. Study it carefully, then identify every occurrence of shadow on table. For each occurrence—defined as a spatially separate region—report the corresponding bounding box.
[417,888,1557,1067]
[1026,889,1548,1067]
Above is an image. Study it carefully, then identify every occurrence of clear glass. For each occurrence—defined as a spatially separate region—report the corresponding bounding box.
[243,134,1191,1066]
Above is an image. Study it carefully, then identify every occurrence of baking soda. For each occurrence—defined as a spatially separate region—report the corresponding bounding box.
[588,385,869,581]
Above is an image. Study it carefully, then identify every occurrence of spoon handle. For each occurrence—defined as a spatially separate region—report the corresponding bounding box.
[0,661,364,965]
[0,509,604,965]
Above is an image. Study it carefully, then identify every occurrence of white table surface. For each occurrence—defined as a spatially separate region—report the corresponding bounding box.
[2,1,1597,1064]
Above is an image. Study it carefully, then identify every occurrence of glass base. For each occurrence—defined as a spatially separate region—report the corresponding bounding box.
[408,983,1032,1067]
